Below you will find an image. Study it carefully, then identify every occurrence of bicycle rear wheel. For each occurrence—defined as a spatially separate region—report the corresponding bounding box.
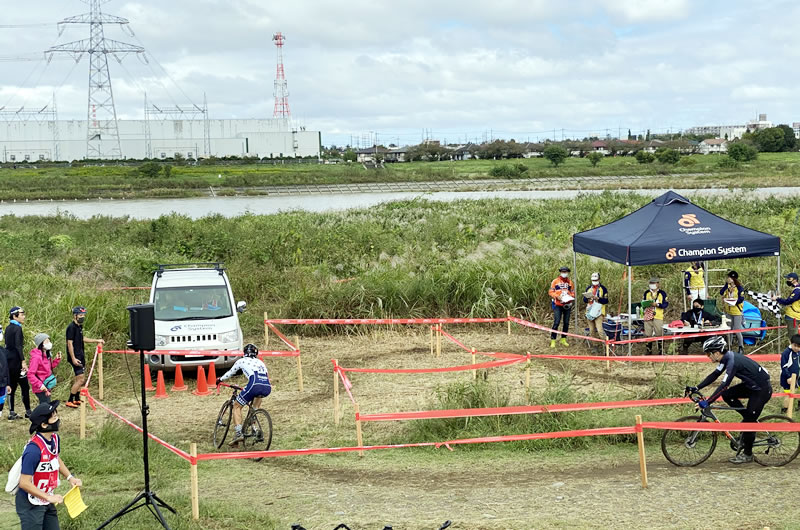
[242,408,273,461]
[213,401,233,449]
[752,415,800,467]
[661,415,717,466]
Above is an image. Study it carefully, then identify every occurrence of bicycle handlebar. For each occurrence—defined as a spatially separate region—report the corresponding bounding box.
[216,382,243,394]
[684,389,706,402]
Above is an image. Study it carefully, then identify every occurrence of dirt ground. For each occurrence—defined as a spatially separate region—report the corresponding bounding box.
[76,326,799,529]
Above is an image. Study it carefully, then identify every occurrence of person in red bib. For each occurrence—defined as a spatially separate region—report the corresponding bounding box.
[16,400,82,529]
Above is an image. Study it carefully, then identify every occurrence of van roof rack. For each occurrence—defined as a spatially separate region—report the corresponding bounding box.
[155,263,225,277]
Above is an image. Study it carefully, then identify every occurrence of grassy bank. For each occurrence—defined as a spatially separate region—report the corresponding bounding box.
[0,152,799,199]
[0,191,797,344]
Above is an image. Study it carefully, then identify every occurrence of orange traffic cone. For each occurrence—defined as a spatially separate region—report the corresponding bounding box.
[144,364,154,391]
[192,365,212,396]
[154,371,169,399]
[207,362,217,388]
[171,364,188,392]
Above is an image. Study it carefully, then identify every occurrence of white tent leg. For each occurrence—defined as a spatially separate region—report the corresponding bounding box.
[628,265,632,356]
[573,249,579,332]
[778,254,782,353]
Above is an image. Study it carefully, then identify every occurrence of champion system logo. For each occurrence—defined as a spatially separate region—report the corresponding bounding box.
[678,214,700,227]
[665,248,677,260]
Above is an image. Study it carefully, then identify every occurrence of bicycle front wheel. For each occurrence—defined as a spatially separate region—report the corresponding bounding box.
[213,400,233,449]
[242,409,273,461]
[752,415,800,467]
[661,415,717,467]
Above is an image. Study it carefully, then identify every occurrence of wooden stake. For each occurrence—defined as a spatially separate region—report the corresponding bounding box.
[507,311,512,335]
[98,347,104,401]
[525,353,531,394]
[436,324,441,358]
[787,374,797,420]
[636,415,648,489]
[605,341,610,371]
[80,396,86,440]
[471,348,477,379]
[333,359,340,425]
[190,443,199,520]
[430,326,434,356]
[295,335,304,392]
[264,311,269,350]
[355,403,364,457]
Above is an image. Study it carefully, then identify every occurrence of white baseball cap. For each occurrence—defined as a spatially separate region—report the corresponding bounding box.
[591,272,600,281]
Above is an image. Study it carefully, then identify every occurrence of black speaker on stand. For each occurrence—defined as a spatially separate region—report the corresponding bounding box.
[98,304,176,529]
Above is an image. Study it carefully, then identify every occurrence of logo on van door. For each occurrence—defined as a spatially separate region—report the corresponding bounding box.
[170,325,182,332]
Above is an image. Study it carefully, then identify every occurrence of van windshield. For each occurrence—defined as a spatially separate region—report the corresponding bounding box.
[154,286,232,321]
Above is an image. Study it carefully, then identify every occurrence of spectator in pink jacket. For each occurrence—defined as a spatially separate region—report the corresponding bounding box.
[27,333,62,404]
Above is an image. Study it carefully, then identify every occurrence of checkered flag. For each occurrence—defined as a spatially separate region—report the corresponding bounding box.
[747,290,782,319]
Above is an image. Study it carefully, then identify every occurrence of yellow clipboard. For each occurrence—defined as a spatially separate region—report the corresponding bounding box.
[63,485,88,519]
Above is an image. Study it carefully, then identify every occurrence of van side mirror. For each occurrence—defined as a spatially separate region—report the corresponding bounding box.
[236,301,247,313]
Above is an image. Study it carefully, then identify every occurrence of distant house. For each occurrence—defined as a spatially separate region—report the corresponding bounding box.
[355,146,389,163]
[643,139,665,154]
[451,144,476,161]
[385,147,407,163]
[590,141,609,155]
[522,143,544,158]
[698,138,728,155]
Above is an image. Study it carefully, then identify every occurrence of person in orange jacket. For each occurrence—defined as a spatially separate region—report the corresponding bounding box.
[549,266,575,348]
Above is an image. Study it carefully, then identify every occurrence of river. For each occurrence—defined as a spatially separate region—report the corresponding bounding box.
[1,187,798,220]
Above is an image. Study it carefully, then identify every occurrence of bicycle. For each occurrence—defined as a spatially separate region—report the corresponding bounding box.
[213,382,273,461]
[660,389,800,467]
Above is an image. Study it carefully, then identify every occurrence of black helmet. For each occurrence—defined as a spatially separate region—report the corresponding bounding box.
[72,306,87,315]
[702,336,727,354]
[243,343,259,358]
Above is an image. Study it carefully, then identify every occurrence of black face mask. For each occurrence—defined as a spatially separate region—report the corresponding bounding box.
[788,281,795,287]
[76,316,85,325]
[693,307,702,312]
[39,419,60,433]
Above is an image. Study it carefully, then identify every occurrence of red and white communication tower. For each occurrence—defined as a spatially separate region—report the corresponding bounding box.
[272,32,291,118]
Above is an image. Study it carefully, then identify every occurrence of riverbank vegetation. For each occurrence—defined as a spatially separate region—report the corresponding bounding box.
[1,152,800,200]
[0,192,796,344]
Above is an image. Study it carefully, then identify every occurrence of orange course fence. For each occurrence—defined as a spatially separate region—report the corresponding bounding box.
[69,316,800,519]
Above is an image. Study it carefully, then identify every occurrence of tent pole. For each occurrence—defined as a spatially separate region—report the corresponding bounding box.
[573,248,579,332]
[628,265,633,356]
[778,254,782,354]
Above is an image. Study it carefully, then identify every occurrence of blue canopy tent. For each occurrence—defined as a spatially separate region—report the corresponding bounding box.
[571,191,781,354]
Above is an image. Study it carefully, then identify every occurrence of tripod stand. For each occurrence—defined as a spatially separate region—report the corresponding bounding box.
[97,349,176,529]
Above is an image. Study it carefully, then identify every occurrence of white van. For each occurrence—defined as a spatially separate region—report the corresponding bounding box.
[147,263,246,370]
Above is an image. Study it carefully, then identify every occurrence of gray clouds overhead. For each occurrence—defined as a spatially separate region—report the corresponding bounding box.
[0,0,796,146]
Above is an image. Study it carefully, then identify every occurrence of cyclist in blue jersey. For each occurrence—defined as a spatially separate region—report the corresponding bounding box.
[216,343,271,446]
[687,335,772,464]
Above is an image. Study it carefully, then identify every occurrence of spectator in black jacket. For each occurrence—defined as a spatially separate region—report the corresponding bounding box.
[679,299,720,354]
[5,306,32,421]
[0,328,9,419]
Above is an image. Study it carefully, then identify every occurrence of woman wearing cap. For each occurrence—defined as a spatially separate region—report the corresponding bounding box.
[27,334,62,404]
[642,277,668,354]
[583,272,608,343]
[720,270,745,354]
[16,400,82,528]
[5,306,32,420]
[773,273,800,337]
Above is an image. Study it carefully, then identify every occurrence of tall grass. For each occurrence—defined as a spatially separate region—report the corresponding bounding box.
[0,192,798,346]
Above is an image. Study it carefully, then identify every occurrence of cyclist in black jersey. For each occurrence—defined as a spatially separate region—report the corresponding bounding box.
[686,335,772,463]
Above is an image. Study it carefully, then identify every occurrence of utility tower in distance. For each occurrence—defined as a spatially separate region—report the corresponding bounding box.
[46,0,145,160]
[272,32,291,119]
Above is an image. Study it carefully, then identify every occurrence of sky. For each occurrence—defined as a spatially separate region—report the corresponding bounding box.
[0,0,797,147]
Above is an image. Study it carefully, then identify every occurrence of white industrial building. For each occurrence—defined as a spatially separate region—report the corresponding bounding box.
[0,117,321,162]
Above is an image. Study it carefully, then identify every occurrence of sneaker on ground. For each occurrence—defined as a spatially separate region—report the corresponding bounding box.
[228,432,244,447]
[729,453,753,464]
[7,411,21,420]
[559,338,569,347]
[24,410,32,419]
[550,340,556,349]
[64,401,79,409]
